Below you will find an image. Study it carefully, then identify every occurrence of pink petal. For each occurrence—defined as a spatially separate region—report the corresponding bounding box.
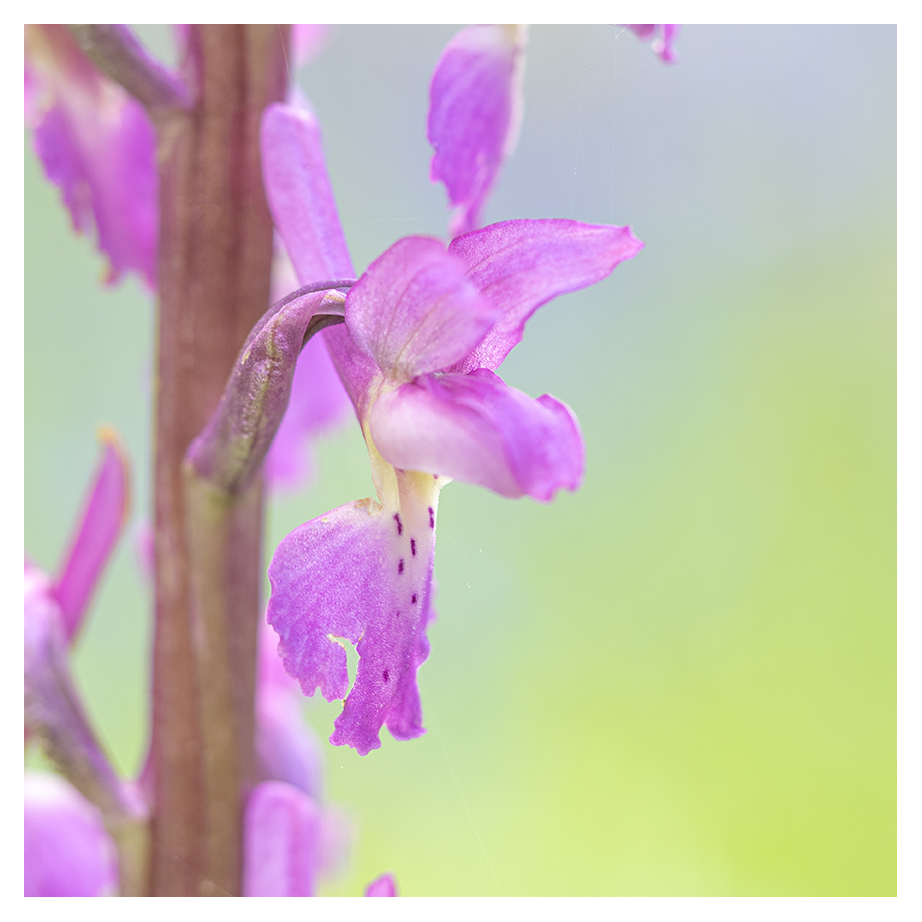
[243,781,322,896]
[623,24,680,64]
[428,25,527,237]
[267,476,440,756]
[260,101,377,413]
[292,25,330,65]
[448,219,643,373]
[24,25,157,287]
[51,430,130,643]
[370,368,584,502]
[365,872,398,896]
[345,237,500,382]
[24,772,117,897]
[261,101,354,287]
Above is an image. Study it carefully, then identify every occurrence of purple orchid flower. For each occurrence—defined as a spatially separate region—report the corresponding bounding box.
[24,25,158,288]
[24,432,139,896]
[24,772,118,896]
[365,873,398,896]
[428,24,527,237]
[623,24,680,64]
[260,101,643,756]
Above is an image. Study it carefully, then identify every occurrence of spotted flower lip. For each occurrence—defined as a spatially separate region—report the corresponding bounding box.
[262,99,643,755]
[24,25,158,287]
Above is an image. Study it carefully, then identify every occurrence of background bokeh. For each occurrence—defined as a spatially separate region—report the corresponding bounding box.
[24,25,895,895]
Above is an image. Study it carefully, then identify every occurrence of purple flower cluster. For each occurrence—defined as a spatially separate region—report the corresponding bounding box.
[24,22,676,896]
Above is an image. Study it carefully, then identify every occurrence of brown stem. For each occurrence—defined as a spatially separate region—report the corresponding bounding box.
[68,24,190,113]
[150,25,290,896]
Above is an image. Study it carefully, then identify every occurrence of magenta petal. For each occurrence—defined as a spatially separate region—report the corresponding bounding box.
[25,26,157,288]
[261,101,354,286]
[365,873,398,897]
[267,483,438,756]
[448,219,644,373]
[346,237,500,381]
[24,772,117,897]
[371,368,584,502]
[624,24,680,64]
[51,430,129,643]
[428,25,526,236]
[243,781,322,896]
[260,101,377,411]
[292,25,330,65]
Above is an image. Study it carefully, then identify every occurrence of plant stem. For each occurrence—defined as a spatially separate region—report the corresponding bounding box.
[150,24,290,897]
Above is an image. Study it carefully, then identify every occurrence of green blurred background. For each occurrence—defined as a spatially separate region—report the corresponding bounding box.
[24,26,895,895]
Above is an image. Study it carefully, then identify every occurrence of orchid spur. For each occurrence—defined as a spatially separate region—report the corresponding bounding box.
[260,101,643,756]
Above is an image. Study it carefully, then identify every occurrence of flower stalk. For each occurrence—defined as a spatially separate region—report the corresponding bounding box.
[147,24,290,896]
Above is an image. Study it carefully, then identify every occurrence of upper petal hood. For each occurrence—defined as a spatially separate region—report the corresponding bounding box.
[447,219,644,373]
[370,368,584,502]
[345,236,500,383]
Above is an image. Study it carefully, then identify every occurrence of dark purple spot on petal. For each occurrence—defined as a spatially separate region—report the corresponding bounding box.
[411,594,417,605]
[393,513,403,535]
[410,538,417,557]
[428,507,435,529]
[433,473,438,479]
[398,558,404,574]
[383,669,389,683]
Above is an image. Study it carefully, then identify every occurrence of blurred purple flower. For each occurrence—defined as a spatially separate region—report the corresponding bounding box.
[261,101,643,755]
[428,25,527,237]
[365,873,398,896]
[24,25,157,287]
[623,24,680,63]
[25,772,117,896]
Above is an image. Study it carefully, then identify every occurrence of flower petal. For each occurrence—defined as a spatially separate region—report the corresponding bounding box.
[623,24,680,64]
[428,25,527,237]
[24,772,117,897]
[267,474,440,756]
[447,219,644,373]
[25,25,157,287]
[292,25,330,65]
[365,873,398,896]
[261,100,354,286]
[243,781,322,896]
[370,368,584,502]
[260,100,377,412]
[50,429,129,643]
[346,237,500,382]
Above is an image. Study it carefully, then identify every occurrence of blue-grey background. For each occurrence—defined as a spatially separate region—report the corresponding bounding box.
[25,26,895,895]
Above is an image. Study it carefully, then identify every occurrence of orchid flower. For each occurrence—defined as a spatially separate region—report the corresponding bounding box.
[260,101,643,756]
[365,873,398,896]
[24,25,158,287]
[623,25,680,64]
[24,772,118,896]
